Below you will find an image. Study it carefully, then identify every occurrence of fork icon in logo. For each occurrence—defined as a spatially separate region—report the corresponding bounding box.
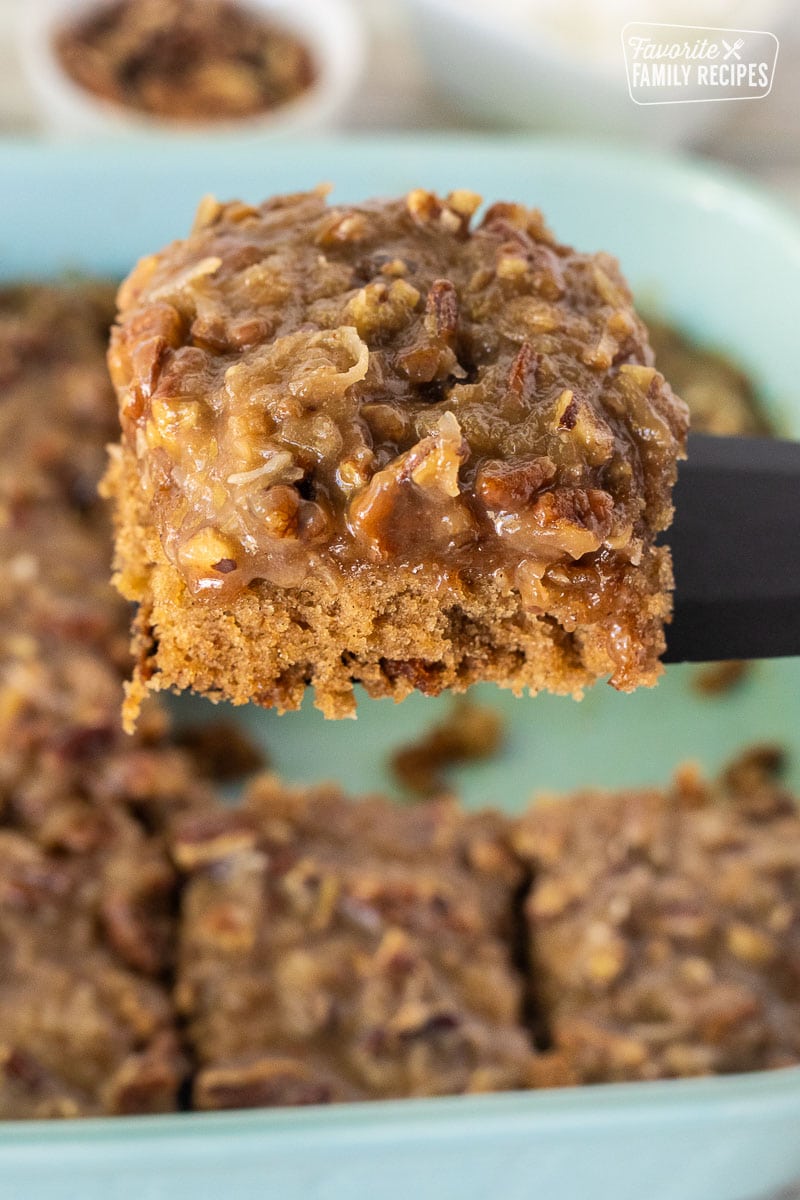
[723,37,745,59]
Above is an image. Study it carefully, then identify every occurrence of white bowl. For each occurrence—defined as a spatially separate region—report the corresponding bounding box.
[404,0,785,148]
[17,0,366,138]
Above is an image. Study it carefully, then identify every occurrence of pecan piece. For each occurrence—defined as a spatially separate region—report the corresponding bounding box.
[395,342,460,384]
[131,335,170,401]
[721,743,786,792]
[406,190,469,234]
[492,486,614,562]
[506,341,540,398]
[394,1004,462,1040]
[553,389,615,466]
[172,809,259,869]
[476,457,556,512]
[396,280,462,383]
[0,1047,49,1094]
[0,832,72,910]
[347,414,474,559]
[53,723,115,762]
[104,1032,185,1116]
[194,1057,336,1110]
[479,201,529,232]
[173,721,265,782]
[391,698,504,797]
[101,855,175,974]
[258,484,301,540]
[314,210,369,247]
[37,800,111,855]
[424,279,459,344]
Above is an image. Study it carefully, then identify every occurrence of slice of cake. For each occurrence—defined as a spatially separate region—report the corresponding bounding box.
[512,749,800,1083]
[105,187,688,727]
[0,792,187,1118]
[0,281,209,1119]
[172,779,535,1108]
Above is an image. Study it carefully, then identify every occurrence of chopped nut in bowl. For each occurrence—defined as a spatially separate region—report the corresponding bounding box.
[18,0,364,137]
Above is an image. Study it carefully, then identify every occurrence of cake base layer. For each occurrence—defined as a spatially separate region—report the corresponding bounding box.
[107,445,673,728]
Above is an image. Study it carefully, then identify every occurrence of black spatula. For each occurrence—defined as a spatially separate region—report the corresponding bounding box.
[665,433,800,663]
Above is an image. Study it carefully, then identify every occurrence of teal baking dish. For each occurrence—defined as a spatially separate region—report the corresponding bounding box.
[1,135,799,1200]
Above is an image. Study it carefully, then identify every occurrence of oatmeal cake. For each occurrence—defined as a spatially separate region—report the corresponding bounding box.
[0,280,258,805]
[0,281,214,1119]
[0,794,188,1119]
[0,281,130,793]
[0,281,120,517]
[172,779,536,1108]
[513,748,800,1083]
[0,281,223,815]
[106,187,688,728]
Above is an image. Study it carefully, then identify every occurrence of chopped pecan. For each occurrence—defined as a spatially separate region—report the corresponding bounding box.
[506,341,540,398]
[177,527,240,586]
[446,190,482,219]
[172,809,259,869]
[0,1047,48,1093]
[101,855,175,974]
[131,336,171,400]
[347,414,474,559]
[315,210,369,247]
[173,721,265,782]
[476,457,556,511]
[37,801,111,855]
[53,723,116,762]
[479,201,529,232]
[721,743,786,793]
[194,1058,336,1110]
[488,483,614,563]
[0,832,72,910]
[405,190,468,235]
[408,412,467,496]
[394,1005,462,1040]
[390,698,504,797]
[554,390,615,466]
[257,485,301,540]
[344,279,421,340]
[104,1033,185,1116]
[424,279,459,344]
[395,342,460,384]
[692,660,749,697]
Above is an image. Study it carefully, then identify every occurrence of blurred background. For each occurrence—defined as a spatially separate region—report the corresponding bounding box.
[2,0,799,210]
